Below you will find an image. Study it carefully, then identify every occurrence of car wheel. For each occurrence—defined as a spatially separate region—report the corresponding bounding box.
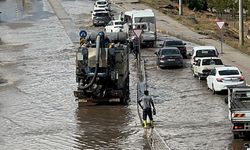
[198,75,202,80]
[192,72,196,78]
[212,84,216,94]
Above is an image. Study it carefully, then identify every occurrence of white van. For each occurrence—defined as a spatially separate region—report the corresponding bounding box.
[191,46,219,65]
[123,9,156,47]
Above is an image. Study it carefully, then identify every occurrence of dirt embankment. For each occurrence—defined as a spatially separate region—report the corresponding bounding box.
[140,0,250,55]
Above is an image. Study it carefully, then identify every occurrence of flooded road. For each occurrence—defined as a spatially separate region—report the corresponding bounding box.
[0,0,249,150]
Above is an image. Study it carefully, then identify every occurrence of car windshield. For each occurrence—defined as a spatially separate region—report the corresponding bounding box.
[95,13,109,17]
[97,1,107,5]
[161,49,180,55]
[218,69,239,75]
[115,22,124,25]
[164,41,183,46]
[94,9,106,12]
[196,50,216,57]
[202,59,223,65]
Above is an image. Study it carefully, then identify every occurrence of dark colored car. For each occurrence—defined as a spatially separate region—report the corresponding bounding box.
[155,47,183,68]
[161,39,187,58]
[92,11,112,26]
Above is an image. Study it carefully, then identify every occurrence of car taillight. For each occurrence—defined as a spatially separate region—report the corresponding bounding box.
[240,76,244,81]
[233,125,244,130]
[179,47,186,50]
[216,78,223,82]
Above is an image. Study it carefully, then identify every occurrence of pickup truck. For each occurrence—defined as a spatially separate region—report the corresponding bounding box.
[192,57,224,80]
[226,86,250,139]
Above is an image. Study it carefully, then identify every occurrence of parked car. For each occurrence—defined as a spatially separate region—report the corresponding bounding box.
[154,47,183,68]
[94,0,111,11]
[160,39,187,58]
[193,57,224,80]
[207,66,246,94]
[191,46,219,66]
[105,20,124,32]
[92,11,112,26]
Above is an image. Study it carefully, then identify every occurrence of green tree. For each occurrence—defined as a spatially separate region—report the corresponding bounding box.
[207,0,235,17]
[187,0,208,11]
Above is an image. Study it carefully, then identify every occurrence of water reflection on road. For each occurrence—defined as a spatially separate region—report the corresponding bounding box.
[75,106,131,149]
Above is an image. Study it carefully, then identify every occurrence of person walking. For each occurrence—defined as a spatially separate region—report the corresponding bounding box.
[138,90,156,128]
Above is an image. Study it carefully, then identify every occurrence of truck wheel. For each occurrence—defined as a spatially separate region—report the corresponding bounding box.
[224,97,228,104]
[233,134,240,139]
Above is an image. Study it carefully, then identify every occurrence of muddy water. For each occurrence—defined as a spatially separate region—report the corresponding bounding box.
[0,0,249,150]
[141,47,240,150]
[0,0,144,149]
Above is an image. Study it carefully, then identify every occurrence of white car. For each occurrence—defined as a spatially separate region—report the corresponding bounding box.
[207,66,246,93]
[94,0,110,11]
[191,46,219,66]
[193,57,224,80]
[105,20,124,32]
[91,7,110,20]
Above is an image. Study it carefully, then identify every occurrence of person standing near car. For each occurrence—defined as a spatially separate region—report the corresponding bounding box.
[138,90,156,128]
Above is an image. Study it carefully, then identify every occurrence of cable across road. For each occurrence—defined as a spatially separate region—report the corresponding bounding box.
[135,53,171,150]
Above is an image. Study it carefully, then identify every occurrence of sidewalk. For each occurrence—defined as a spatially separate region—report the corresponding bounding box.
[112,0,250,84]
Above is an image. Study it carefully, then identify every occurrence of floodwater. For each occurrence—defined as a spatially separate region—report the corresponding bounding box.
[0,0,249,150]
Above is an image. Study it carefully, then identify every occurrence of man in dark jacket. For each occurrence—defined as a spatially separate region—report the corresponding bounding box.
[138,90,156,128]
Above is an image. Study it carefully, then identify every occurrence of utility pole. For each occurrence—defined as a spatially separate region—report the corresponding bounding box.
[239,0,244,46]
[179,0,183,15]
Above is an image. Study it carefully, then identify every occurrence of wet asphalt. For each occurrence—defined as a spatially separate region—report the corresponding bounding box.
[0,0,249,150]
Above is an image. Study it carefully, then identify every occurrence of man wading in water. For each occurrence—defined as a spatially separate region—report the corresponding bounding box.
[138,90,156,128]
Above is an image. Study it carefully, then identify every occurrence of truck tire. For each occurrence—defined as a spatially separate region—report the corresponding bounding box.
[233,133,239,139]
[224,97,228,104]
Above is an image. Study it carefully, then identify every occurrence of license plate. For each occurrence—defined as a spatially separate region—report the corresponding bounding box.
[99,21,104,23]
[167,59,175,61]
[109,98,120,102]
[224,78,238,82]
[79,99,87,103]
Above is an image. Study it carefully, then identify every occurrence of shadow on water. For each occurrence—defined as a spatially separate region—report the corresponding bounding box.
[73,105,132,149]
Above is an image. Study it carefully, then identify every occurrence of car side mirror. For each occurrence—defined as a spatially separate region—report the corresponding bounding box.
[154,52,158,55]
[188,53,192,56]
[159,44,163,47]
[90,11,93,13]
[184,43,187,45]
